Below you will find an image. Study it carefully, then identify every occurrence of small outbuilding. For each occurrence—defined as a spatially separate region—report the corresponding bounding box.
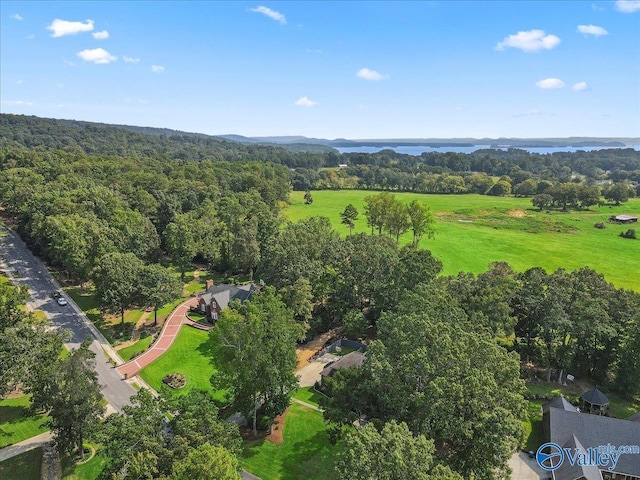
[580,386,609,415]
[610,214,638,224]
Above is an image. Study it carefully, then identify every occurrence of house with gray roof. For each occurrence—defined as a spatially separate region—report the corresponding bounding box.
[543,400,640,480]
[320,351,365,383]
[196,280,257,322]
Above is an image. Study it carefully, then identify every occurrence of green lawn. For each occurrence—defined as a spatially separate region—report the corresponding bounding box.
[0,395,49,448]
[241,402,339,480]
[525,381,640,419]
[293,387,324,408]
[522,400,545,451]
[285,191,640,291]
[0,446,42,480]
[61,445,108,480]
[117,335,154,361]
[138,326,224,400]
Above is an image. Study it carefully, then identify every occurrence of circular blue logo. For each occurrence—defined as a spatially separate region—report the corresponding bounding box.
[537,442,564,471]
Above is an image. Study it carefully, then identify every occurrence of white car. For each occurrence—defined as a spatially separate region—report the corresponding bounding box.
[57,296,68,306]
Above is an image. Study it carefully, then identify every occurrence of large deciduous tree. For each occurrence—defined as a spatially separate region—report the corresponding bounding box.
[406,200,435,245]
[209,286,302,436]
[138,264,184,325]
[338,421,463,480]
[43,339,104,460]
[323,303,526,479]
[91,252,143,323]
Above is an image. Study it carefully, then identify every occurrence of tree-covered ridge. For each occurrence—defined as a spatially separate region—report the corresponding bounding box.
[0,113,331,166]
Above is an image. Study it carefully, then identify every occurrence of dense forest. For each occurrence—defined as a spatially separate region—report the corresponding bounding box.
[1,114,639,479]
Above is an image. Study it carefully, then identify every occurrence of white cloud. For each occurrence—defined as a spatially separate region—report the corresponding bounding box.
[47,19,94,38]
[514,110,544,117]
[616,0,640,12]
[77,48,117,64]
[357,68,387,81]
[306,49,322,54]
[16,80,23,84]
[151,65,165,73]
[577,24,608,36]
[123,56,140,63]
[294,96,318,107]
[495,29,561,52]
[27,34,35,40]
[11,14,23,21]
[4,100,33,106]
[572,81,589,91]
[250,6,287,24]
[535,78,565,89]
[92,30,109,40]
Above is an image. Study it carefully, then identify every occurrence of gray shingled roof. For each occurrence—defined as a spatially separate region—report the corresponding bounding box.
[200,284,255,311]
[542,396,577,414]
[580,386,609,406]
[552,435,603,480]
[547,407,640,479]
[321,351,365,377]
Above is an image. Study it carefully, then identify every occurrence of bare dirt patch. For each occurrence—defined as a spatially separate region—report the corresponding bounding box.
[508,210,526,217]
[296,330,334,370]
[265,407,289,444]
[434,210,452,217]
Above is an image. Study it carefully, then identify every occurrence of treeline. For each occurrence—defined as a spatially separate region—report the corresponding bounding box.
[0,144,290,290]
[0,113,329,168]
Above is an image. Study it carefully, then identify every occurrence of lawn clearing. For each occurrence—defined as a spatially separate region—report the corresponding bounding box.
[138,326,224,400]
[293,387,324,408]
[0,446,42,480]
[241,402,339,480]
[117,335,154,361]
[0,395,49,448]
[285,191,640,291]
[61,445,108,480]
[522,400,544,452]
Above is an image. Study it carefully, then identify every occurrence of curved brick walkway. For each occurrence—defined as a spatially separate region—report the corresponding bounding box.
[116,298,199,379]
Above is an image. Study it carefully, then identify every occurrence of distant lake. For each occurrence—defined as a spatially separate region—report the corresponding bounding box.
[336,145,640,156]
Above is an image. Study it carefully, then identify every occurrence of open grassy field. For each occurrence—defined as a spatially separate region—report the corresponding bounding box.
[0,395,49,448]
[0,446,42,480]
[241,402,339,480]
[285,191,640,291]
[138,326,225,401]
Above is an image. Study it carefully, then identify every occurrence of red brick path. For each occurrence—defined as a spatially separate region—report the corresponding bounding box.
[116,298,199,379]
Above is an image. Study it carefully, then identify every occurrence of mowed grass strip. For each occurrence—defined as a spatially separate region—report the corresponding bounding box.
[117,335,154,362]
[0,446,42,480]
[138,326,224,401]
[0,395,49,448]
[285,191,640,291]
[241,403,339,480]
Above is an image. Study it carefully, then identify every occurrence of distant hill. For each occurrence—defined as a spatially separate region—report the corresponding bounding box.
[237,135,638,148]
[0,114,334,160]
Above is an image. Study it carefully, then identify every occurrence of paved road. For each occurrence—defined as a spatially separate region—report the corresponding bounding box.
[0,227,136,412]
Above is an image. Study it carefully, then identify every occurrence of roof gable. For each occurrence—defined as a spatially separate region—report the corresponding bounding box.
[321,351,366,377]
[200,283,256,310]
[547,408,640,478]
[580,387,609,406]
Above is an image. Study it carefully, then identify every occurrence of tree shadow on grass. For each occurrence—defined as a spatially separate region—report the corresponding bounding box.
[279,430,339,480]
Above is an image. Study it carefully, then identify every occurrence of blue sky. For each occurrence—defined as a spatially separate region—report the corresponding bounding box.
[1,1,639,139]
